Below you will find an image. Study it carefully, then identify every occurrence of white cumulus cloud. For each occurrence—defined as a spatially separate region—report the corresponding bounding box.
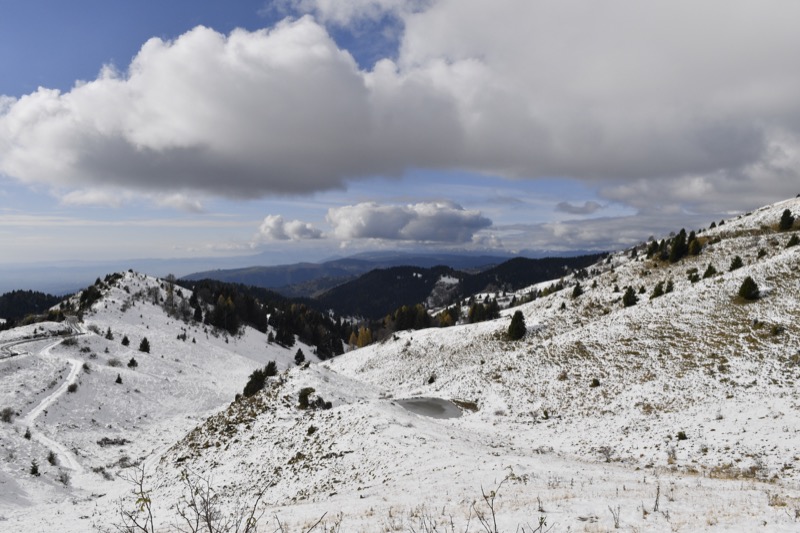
[1,1,800,214]
[258,214,323,241]
[327,201,491,242]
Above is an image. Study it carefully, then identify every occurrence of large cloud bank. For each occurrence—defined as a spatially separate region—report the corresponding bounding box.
[2,1,800,211]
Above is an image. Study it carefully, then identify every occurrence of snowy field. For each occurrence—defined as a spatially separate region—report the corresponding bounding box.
[1,199,800,531]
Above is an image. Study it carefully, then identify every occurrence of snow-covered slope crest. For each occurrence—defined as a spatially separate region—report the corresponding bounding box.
[0,270,318,530]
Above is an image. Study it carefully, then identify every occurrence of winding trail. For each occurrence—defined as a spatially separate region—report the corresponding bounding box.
[7,333,88,473]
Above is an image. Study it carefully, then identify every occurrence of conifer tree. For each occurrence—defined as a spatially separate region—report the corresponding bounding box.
[507,310,526,340]
[294,348,305,366]
[138,337,150,353]
[738,276,760,300]
[779,209,795,231]
[121,335,130,346]
[572,282,583,298]
[669,229,688,263]
[115,374,122,384]
[729,256,744,271]
[622,286,638,307]
[703,264,717,279]
[650,281,665,300]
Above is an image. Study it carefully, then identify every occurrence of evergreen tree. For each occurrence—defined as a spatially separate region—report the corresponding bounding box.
[30,459,39,477]
[729,256,744,271]
[572,282,583,298]
[622,287,638,307]
[127,357,138,369]
[294,348,305,366]
[665,279,674,293]
[688,234,702,256]
[105,327,113,340]
[650,281,665,300]
[703,264,717,279]
[669,229,688,263]
[115,374,122,384]
[138,337,150,353]
[787,234,800,248]
[507,310,526,340]
[121,335,130,347]
[779,209,795,231]
[738,276,760,300]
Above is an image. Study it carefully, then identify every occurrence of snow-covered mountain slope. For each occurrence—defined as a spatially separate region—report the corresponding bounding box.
[3,198,800,532]
[0,271,317,529]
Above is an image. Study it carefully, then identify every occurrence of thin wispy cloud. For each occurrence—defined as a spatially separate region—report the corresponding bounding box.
[556,201,603,215]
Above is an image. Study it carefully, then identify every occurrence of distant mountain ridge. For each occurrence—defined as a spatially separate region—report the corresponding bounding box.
[317,254,605,319]
[182,253,516,297]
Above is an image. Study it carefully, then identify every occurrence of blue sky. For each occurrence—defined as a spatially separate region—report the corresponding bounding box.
[1,1,799,274]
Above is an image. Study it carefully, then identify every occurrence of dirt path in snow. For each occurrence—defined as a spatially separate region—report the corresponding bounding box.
[8,332,89,474]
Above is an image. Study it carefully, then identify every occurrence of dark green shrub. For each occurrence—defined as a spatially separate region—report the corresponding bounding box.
[138,337,150,353]
[676,431,689,441]
[298,387,316,409]
[787,234,799,248]
[30,460,40,477]
[703,264,717,279]
[590,378,601,388]
[242,361,278,397]
[729,256,743,271]
[1,407,13,423]
[24,427,31,440]
[67,383,78,393]
[115,374,122,384]
[127,357,138,369]
[47,451,57,466]
[121,335,130,347]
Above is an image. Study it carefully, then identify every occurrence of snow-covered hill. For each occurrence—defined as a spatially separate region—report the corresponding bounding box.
[2,198,800,532]
[0,271,317,529]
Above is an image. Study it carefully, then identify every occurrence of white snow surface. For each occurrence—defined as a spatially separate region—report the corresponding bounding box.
[2,199,800,531]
